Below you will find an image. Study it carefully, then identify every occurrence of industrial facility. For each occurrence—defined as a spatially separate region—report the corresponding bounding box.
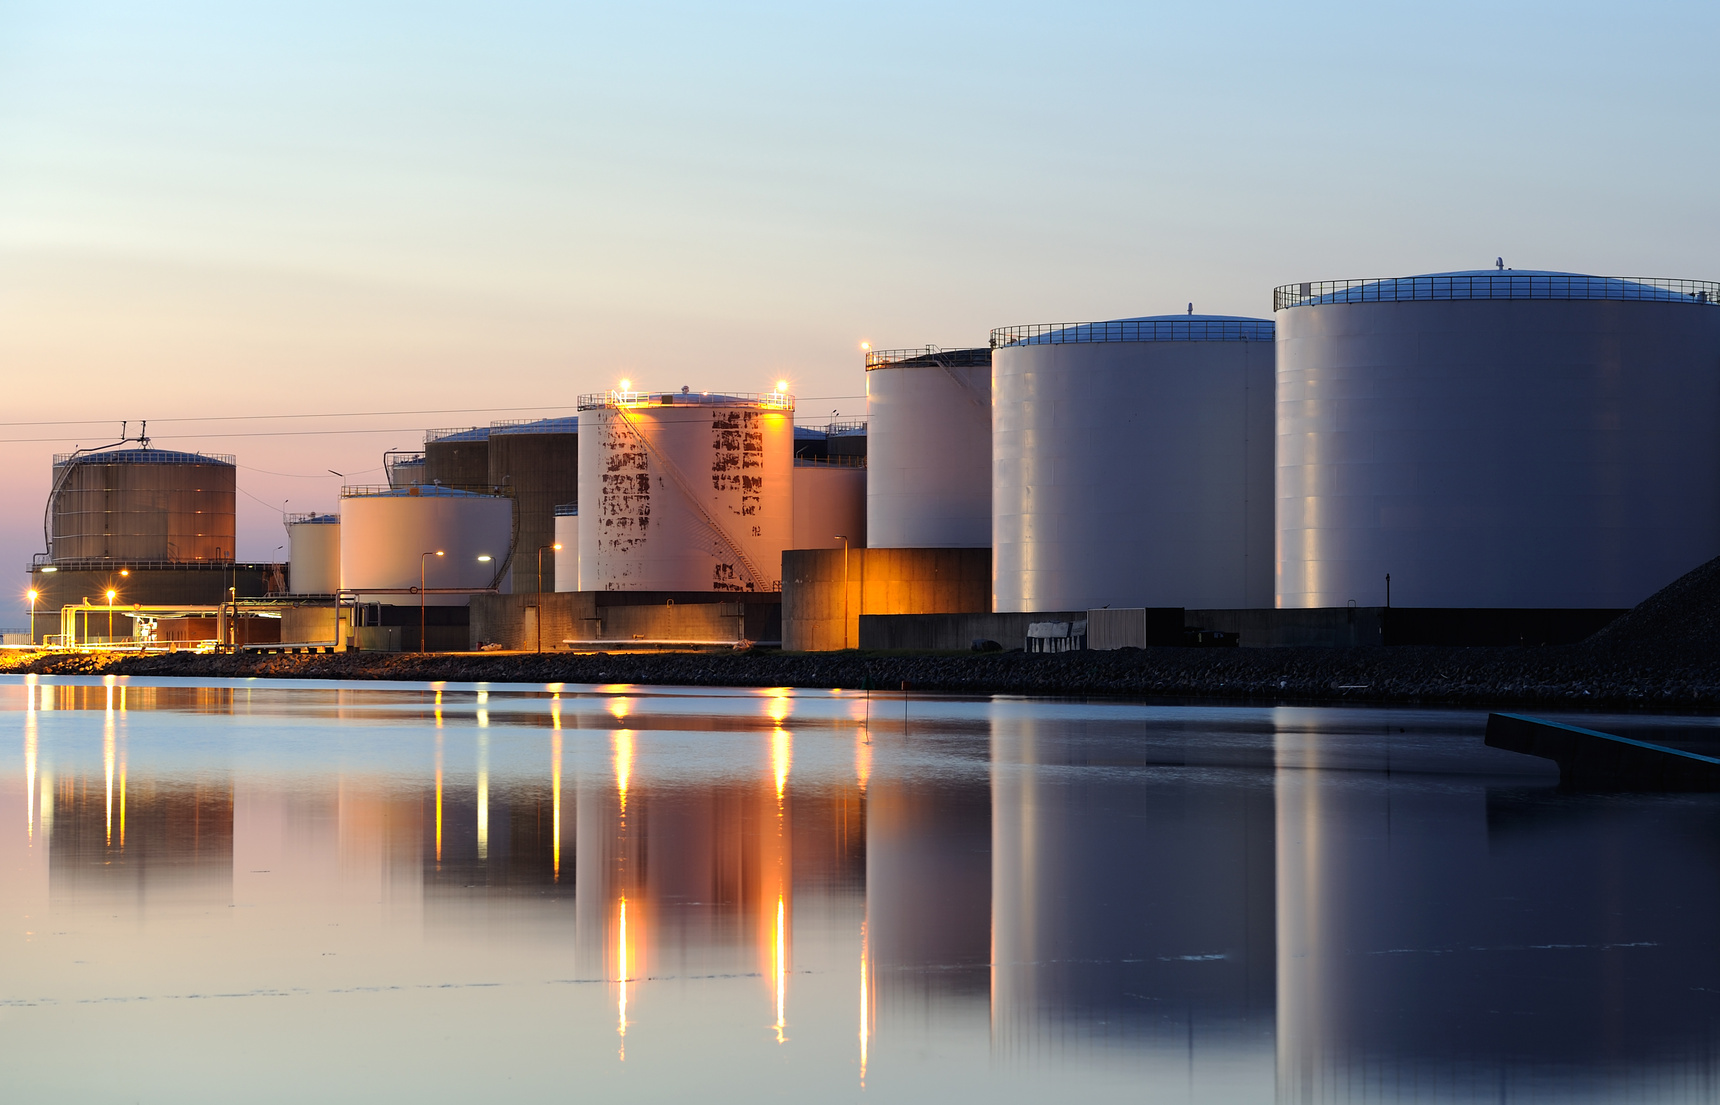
[17,265,1719,654]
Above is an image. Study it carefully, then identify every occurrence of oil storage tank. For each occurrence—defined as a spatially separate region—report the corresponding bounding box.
[577,388,794,591]
[554,504,578,593]
[991,315,1275,612]
[1275,271,1720,609]
[488,416,578,595]
[339,485,513,603]
[865,346,990,548]
[285,513,340,594]
[48,447,236,563]
[422,427,491,488]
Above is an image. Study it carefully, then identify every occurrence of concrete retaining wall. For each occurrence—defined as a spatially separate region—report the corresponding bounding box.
[782,547,990,651]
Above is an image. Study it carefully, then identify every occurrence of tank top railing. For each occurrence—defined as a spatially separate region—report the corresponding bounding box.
[1274,275,1720,311]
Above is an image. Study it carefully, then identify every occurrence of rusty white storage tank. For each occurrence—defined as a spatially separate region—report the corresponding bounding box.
[339,485,513,604]
[285,513,341,594]
[865,346,991,548]
[992,315,1276,612]
[577,388,794,591]
[1276,270,1720,608]
[48,446,237,563]
[554,503,578,593]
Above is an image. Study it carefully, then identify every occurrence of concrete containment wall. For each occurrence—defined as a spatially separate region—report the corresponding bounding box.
[857,610,1084,651]
[471,590,781,649]
[781,547,990,651]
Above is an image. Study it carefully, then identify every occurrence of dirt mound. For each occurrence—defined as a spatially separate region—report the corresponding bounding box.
[1587,554,1720,655]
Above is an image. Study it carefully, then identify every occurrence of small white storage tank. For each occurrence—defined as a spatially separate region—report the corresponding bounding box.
[286,513,341,594]
[865,346,991,548]
[792,460,865,550]
[339,485,513,604]
[554,504,578,593]
[1276,271,1720,609]
[577,388,794,591]
[992,315,1275,612]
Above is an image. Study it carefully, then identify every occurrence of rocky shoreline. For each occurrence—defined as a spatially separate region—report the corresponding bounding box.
[2,642,1717,710]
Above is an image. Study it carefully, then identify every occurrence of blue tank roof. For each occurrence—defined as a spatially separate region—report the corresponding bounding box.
[994,314,1274,347]
[1279,271,1720,308]
[491,416,579,435]
[55,447,234,467]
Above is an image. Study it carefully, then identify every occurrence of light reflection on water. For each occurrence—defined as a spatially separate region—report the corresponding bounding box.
[2,676,1719,1102]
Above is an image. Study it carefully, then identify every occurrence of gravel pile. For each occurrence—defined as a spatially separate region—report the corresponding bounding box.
[1585,553,1720,658]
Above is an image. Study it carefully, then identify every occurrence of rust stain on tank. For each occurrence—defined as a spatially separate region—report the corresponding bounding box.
[599,415,650,575]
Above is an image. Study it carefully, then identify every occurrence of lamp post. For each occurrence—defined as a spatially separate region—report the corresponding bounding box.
[835,535,849,650]
[105,588,117,642]
[228,586,237,652]
[536,543,562,653]
[420,550,444,653]
[27,588,38,646]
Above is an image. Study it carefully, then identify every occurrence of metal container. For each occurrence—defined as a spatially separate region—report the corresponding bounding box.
[338,485,512,605]
[791,461,865,551]
[553,504,578,593]
[422,426,491,488]
[488,416,578,595]
[48,447,237,564]
[865,346,990,548]
[577,389,794,591]
[285,513,341,594]
[991,316,1275,612]
[1275,271,1720,608]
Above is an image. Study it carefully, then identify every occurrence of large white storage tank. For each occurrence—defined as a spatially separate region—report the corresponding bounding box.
[865,346,991,548]
[792,462,865,550]
[554,504,578,593]
[577,389,794,591]
[286,513,340,594]
[992,315,1275,612]
[339,486,513,604]
[1276,271,1720,609]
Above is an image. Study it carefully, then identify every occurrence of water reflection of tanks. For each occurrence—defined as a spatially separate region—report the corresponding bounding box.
[577,390,794,592]
[285,513,340,595]
[990,706,1275,1057]
[991,315,1275,611]
[1275,729,1720,1101]
[865,768,992,1010]
[47,773,234,908]
[48,446,238,564]
[339,486,513,604]
[487,417,578,595]
[1275,271,1720,608]
[864,347,990,549]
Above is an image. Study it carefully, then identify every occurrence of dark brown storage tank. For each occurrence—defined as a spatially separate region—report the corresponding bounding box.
[488,417,578,594]
[48,447,237,564]
[422,427,491,488]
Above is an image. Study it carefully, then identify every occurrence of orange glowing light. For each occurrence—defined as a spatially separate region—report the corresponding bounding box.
[551,723,563,881]
[615,730,633,813]
[774,894,788,1043]
[859,341,870,351]
[773,729,792,802]
[434,734,444,864]
[619,378,632,392]
[775,380,788,393]
[617,896,630,1050]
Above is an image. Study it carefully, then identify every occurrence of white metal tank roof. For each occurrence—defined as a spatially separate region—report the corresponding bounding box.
[54,447,235,467]
[1276,271,1720,309]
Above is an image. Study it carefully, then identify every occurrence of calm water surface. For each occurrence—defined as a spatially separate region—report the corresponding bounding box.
[3,676,1719,1103]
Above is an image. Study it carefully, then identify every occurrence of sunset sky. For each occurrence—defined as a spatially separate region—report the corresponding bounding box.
[2,0,1716,618]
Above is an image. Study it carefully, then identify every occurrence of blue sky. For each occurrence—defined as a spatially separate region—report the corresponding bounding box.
[1,0,1716,615]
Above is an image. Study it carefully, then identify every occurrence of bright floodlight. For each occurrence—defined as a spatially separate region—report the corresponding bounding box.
[435,550,445,557]
[619,378,632,391]
[552,543,563,551]
[106,589,116,601]
[477,554,493,562]
[776,380,788,392]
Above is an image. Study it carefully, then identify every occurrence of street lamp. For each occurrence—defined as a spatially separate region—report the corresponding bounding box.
[835,535,849,650]
[536,543,562,653]
[106,588,117,642]
[27,588,38,646]
[420,550,444,653]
